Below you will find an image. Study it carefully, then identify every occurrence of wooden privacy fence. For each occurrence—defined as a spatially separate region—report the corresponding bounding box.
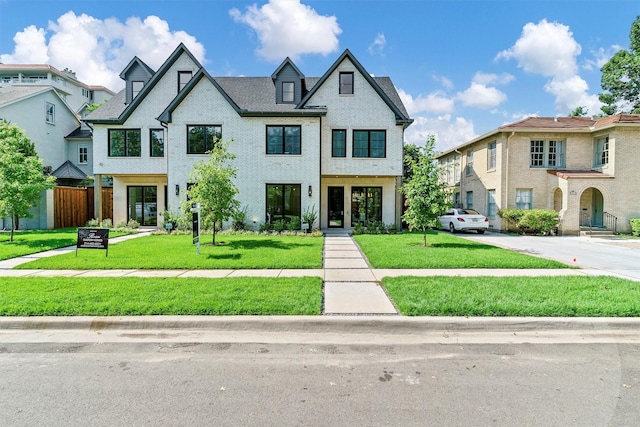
[54,186,113,228]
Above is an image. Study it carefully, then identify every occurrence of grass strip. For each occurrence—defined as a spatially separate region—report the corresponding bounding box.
[0,228,127,261]
[383,276,640,317]
[16,233,324,270]
[354,231,568,269]
[0,276,322,316]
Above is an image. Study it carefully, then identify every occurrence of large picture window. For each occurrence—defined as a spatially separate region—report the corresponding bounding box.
[266,184,301,223]
[187,125,221,154]
[109,129,141,157]
[353,130,385,158]
[266,125,301,155]
[127,186,157,226]
[351,187,382,225]
[150,129,164,157]
[332,129,346,157]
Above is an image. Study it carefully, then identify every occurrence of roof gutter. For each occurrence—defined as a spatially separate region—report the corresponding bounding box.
[238,110,327,117]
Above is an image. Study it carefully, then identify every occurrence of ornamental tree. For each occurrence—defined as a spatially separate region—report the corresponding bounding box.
[0,120,56,241]
[183,138,240,245]
[401,135,452,247]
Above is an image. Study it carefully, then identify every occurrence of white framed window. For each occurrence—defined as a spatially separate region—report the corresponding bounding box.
[282,82,295,102]
[78,144,88,164]
[530,139,565,168]
[516,189,532,210]
[45,102,55,124]
[466,191,473,209]
[594,136,609,167]
[132,81,144,99]
[466,149,474,175]
[487,141,496,170]
[487,189,497,219]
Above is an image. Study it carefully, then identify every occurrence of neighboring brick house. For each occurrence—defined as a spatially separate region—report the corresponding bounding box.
[85,44,413,230]
[436,115,640,235]
[0,64,114,228]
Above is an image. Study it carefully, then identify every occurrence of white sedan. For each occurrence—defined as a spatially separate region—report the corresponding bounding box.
[439,208,489,234]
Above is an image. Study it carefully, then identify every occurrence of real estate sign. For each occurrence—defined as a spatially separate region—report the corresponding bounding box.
[76,228,109,256]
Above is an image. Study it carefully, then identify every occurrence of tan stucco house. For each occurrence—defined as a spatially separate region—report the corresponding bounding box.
[436,114,640,235]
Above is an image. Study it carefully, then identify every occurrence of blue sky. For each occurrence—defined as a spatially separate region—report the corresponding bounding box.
[1,0,638,151]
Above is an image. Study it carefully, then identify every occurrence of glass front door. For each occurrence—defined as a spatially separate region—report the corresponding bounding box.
[127,186,157,226]
[328,187,344,228]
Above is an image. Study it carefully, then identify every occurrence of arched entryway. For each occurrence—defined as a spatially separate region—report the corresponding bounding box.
[579,187,604,227]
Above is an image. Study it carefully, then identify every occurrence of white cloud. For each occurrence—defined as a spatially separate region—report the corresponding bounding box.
[368,33,386,56]
[0,11,205,91]
[433,74,454,90]
[583,45,621,71]
[405,114,477,153]
[496,19,580,79]
[230,0,341,62]
[398,88,455,115]
[496,19,601,115]
[456,72,512,109]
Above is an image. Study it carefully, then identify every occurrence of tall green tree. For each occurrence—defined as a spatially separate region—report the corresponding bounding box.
[0,120,56,242]
[183,138,239,245]
[403,142,422,183]
[599,16,640,115]
[401,136,452,247]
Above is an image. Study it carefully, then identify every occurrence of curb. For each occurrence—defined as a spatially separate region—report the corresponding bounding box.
[2,315,640,333]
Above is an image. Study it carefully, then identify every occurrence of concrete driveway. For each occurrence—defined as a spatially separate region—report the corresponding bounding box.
[456,231,640,282]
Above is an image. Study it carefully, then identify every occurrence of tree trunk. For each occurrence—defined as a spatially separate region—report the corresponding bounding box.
[10,212,15,242]
[423,231,427,247]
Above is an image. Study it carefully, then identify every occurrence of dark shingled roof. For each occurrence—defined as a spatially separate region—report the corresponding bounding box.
[65,126,92,139]
[83,89,126,121]
[52,160,87,180]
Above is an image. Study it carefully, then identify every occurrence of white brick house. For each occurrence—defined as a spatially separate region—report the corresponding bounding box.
[85,44,412,230]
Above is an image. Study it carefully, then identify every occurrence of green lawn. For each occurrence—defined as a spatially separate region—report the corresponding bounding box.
[353,231,568,268]
[0,276,323,316]
[384,275,640,316]
[0,228,128,261]
[17,233,324,270]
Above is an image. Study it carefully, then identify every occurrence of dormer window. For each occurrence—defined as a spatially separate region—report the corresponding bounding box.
[178,71,192,92]
[339,72,354,94]
[282,82,295,102]
[132,81,144,99]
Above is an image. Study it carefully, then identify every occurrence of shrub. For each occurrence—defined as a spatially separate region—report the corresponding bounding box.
[287,217,301,231]
[518,209,559,235]
[630,218,640,236]
[232,205,248,231]
[85,218,100,227]
[302,205,318,231]
[498,208,526,232]
[100,219,113,229]
[273,219,286,233]
[259,222,272,232]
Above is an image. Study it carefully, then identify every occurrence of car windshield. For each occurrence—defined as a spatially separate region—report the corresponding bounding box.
[461,209,480,215]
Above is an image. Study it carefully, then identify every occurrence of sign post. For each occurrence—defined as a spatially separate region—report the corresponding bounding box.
[76,228,109,257]
[191,203,201,255]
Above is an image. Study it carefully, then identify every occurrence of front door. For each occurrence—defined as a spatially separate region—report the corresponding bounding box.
[328,186,344,228]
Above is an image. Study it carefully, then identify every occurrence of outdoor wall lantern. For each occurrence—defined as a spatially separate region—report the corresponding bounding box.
[308,185,312,197]
[175,184,180,196]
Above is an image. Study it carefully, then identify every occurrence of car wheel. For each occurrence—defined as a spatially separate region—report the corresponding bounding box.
[477,229,485,234]
[449,223,456,233]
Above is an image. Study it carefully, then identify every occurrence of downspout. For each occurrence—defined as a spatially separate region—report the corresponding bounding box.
[505,132,514,228]
[455,148,462,207]
[161,121,169,216]
[318,115,322,230]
